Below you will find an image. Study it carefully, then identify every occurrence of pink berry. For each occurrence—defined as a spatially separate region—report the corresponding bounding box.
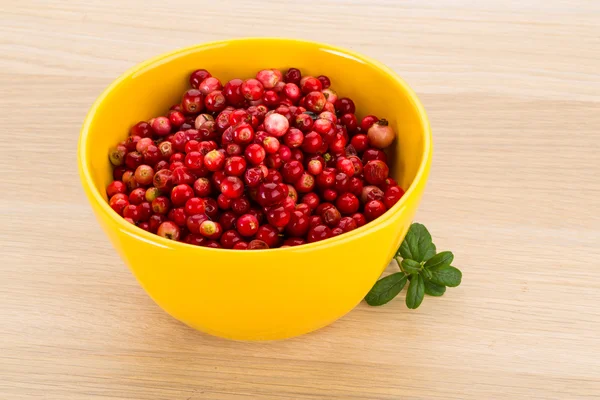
[256,69,282,89]
[151,116,172,136]
[241,78,264,101]
[198,77,222,95]
[264,113,289,137]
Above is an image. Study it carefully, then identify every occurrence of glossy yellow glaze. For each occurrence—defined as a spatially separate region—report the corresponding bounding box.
[78,38,432,340]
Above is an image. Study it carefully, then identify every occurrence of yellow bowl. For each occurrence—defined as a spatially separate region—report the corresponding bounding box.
[78,38,432,340]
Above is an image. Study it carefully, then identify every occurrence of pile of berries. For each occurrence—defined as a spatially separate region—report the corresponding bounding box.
[106,67,404,249]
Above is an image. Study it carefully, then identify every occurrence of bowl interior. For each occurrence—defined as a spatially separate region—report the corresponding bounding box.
[81,38,429,234]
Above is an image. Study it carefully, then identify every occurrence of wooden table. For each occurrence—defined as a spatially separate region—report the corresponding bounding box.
[2,1,599,399]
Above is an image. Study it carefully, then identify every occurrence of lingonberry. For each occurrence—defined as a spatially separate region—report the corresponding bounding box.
[317,75,331,89]
[217,193,232,210]
[122,171,140,191]
[242,143,264,165]
[219,211,237,231]
[383,185,405,209]
[334,97,355,115]
[340,113,358,132]
[185,233,206,246]
[304,91,326,113]
[284,68,302,84]
[349,177,363,196]
[263,136,280,154]
[194,113,214,130]
[171,184,194,206]
[381,177,398,191]
[283,83,301,103]
[322,206,341,227]
[190,69,211,89]
[308,215,323,228]
[130,121,153,138]
[143,145,161,165]
[281,161,304,183]
[171,166,195,186]
[283,237,305,246]
[222,78,245,106]
[284,128,304,148]
[204,149,226,171]
[236,214,259,237]
[225,143,242,156]
[364,200,387,221]
[151,196,170,215]
[255,224,280,248]
[295,113,314,132]
[138,222,151,231]
[336,157,354,176]
[220,176,244,199]
[295,172,315,193]
[169,110,186,127]
[205,240,221,248]
[295,203,312,216]
[220,230,243,249]
[123,204,141,222]
[313,118,333,136]
[169,161,184,171]
[149,213,167,232]
[231,196,251,216]
[300,76,322,94]
[204,198,219,219]
[301,192,320,210]
[265,169,283,184]
[135,137,153,154]
[154,160,169,172]
[362,148,387,164]
[224,156,247,177]
[352,213,367,227]
[363,160,389,185]
[256,182,287,207]
[322,189,337,202]
[337,216,358,233]
[199,220,223,240]
[265,153,283,169]
[150,116,172,136]
[329,133,347,154]
[301,131,323,153]
[334,172,350,192]
[336,193,360,214]
[198,77,222,95]
[153,169,173,191]
[285,210,310,237]
[244,167,264,188]
[307,159,323,176]
[184,151,204,171]
[113,165,127,181]
[287,184,298,203]
[125,151,143,170]
[129,188,146,205]
[316,169,335,189]
[204,90,227,112]
[107,181,126,198]
[266,205,291,228]
[256,69,282,89]
[211,170,227,187]
[109,193,129,215]
[157,221,181,241]
[158,141,173,159]
[279,145,293,162]
[262,90,280,107]
[241,78,264,101]
[307,224,332,243]
[181,89,204,114]
[264,113,289,137]
[233,241,249,250]
[184,197,205,216]
[138,202,152,221]
[248,239,269,250]
[361,185,384,203]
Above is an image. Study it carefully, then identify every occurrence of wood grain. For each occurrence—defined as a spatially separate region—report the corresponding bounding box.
[1,1,599,399]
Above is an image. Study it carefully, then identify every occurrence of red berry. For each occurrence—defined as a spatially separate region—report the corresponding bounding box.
[204,198,219,219]
[171,184,194,206]
[360,115,379,131]
[244,143,266,165]
[285,210,310,236]
[233,241,249,250]
[334,172,350,192]
[205,90,226,112]
[256,69,282,89]
[125,151,143,170]
[256,182,287,207]
[263,136,280,154]
[336,193,359,214]
[224,156,247,177]
[281,161,304,183]
[248,239,269,250]
[225,143,242,156]
[199,220,223,239]
[352,213,367,227]
[283,237,306,246]
[308,215,323,228]
[337,216,358,233]
[283,83,301,103]
[300,76,322,94]
[236,214,259,237]
[190,69,211,89]
[255,224,280,247]
[184,197,205,216]
[383,185,405,209]
[349,177,363,196]
[295,114,313,132]
[284,128,304,148]
[334,97,355,115]
[185,234,206,246]
[317,75,331,89]
[264,113,289,137]
[243,167,264,188]
[198,77,223,95]
[107,181,126,198]
[128,188,146,205]
[301,131,323,153]
[193,177,211,197]
[241,78,264,101]
[157,221,181,241]
[304,91,326,113]
[295,172,315,193]
[153,169,173,192]
[169,110,186,127]
[362,148,387,164]
[307,159,323,175]
[109,193,129,215]
[364,200,387,221]
[363,160,389,185]
[336,157,354,176]
[187,214,209,234]
[223,79,245,107]
[284,68,302,84]
[130,121,152,138]
[220,176,244,199]
[204,149,226,171]
[182,89,204,114]
[218,230,241,249]
[184,151,204,171]
[150,116,172,136]
[307,225,332,243]
[262,90,280,107]
[322,189,337,202]
[266,205,291,228]
[322,206,341,227]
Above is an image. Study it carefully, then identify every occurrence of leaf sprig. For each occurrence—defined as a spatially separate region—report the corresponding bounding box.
[365,223,462,309]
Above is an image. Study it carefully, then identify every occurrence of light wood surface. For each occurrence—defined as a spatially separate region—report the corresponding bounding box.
[1,1,599,399]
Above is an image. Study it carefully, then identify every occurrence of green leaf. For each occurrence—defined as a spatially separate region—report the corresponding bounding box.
[429,266,462,287]
[421,268,433,280]
[424,251,454,270]
[423,279,446,296]
[398,223,436,262]
[401,259,421,274]
[405,274,425,309]
[365,273,408,306]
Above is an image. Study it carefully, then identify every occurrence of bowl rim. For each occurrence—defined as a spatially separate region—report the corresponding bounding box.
[78,37,432,252]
